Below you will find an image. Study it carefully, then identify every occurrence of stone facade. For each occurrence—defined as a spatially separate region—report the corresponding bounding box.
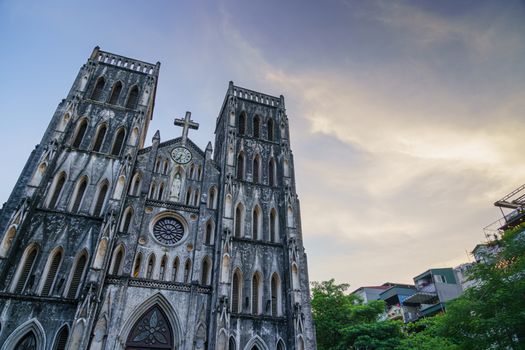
[0,47,316,350]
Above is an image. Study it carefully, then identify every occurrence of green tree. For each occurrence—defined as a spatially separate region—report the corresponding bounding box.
[435,224,525,349]
[311,279,403,350]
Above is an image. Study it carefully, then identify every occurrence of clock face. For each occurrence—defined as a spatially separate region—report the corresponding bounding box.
[171,147,192,164]
[153,217,185,245]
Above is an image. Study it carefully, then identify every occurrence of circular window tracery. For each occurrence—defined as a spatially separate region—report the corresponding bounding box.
[152,217,185,245]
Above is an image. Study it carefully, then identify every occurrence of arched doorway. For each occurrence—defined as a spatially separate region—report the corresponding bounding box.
[125,305,174,349]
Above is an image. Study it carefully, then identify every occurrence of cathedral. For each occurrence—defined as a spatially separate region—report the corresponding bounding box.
[0,47,316,349]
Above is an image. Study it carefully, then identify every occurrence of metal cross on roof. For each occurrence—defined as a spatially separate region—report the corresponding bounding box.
[174,111,199,145]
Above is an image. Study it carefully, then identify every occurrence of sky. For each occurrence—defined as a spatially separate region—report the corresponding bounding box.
[1,0,525,289]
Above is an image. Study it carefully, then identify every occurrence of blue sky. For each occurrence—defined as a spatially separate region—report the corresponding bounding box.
[1,0,525,288]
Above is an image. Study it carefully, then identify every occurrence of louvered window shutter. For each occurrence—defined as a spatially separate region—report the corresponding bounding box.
[42,251,62,296]
[67,254,87,298]
[15,248,38,293]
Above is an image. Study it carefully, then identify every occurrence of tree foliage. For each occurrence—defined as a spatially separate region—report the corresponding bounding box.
[312,224,525,350]
[311,279,402,350]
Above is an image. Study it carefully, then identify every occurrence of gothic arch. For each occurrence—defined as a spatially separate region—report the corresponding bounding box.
[71,118,88,148]
[92,123,108,152]
[251,271,263,315]
[64,249,89,299]
[92,179,110,216]
[38,246,63,296]
[10,243,40,293]
[200,256,212,285]
[111,127,126,156]
[110,244,125,275]
[108,81,123,105]
[0,318,46,350]
[51,324,69,350]
[231,268,242,313]
[125,85,139,109]
[276,338,286,350]
[243,335,270,350]
[204,219,214,245]
[46,171,67,209]
[118,293,182,350]
[252,205,262,240]
[207,186,218,209]
[129,172,142,196]
[114,175,126,200]
[271,272,282,316]
[236,152,245,180]
[0,225,17,258]
[234,203,245,238]
[69,175,88,213]
[252,154,261,184]
[120,207,134,233]
[93,238,108,269]
[269,208,279,243]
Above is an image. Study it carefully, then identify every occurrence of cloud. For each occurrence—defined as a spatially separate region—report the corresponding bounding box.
[218,1,525,286]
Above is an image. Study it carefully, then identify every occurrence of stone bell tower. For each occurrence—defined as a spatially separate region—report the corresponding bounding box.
[0,47,159,349]
[211,82,316,349]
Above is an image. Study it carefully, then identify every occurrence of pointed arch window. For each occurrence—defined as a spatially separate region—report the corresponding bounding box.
[238,112,246,135]
[201,257,211,285]
[92,124,107,152]
[252,273,262,315]
[155,158,161,173]
[269,159,276,187]
[193,189,200,206]
[234,204,244,238]
[271,273,281,316]
[133,253,142,278]
[146,254,155,279]
[185,187,192,205]
[159,256,167,280]
[66,252,87,298]
[277,339,285,350]
[130,173,142,196]
[149,182,157,199]
[91,77,105,101]
[253,115,260,138]
[253,155,260,184]
[126,305,174,349]
[121,207,134,233]
[172,257,180,282]
[252,206,261,240]
[13,245,39,293]
[111,245,124,275]
[183,259,192,283]
[41,249,63,296]
[236,153,244,180]
[270,209,278,242]
[125,85,139,109]
[158,183,164,201]
[207,187,217,209]
[111,127,126,156]
[70,176,88,213]
[163,160,169,175]
[48,172,67,209]
[205,220,214,244]
[108,81,122,105]
[93,181,109,216]
[72,119,88,148]
[229,337,237,350]
[53,326,69,350]
[231,269,242,313]
[267,119,275,141]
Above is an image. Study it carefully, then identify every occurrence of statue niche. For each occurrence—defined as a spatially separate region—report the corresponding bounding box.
[126,305,174,350]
